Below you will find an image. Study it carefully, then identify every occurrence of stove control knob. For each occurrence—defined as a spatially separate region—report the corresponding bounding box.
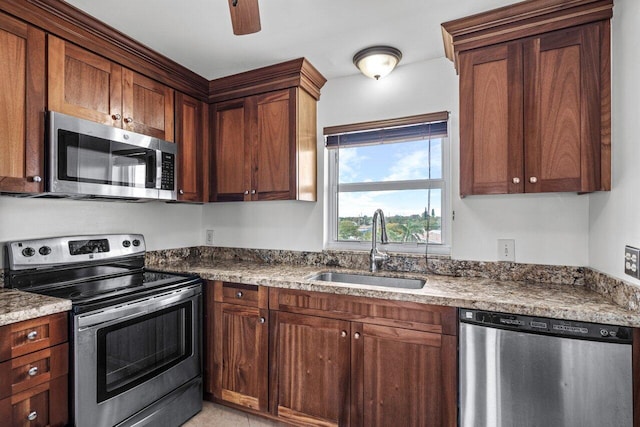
[132,239,141,247]
[38,246,51,256]
[122,240,131,248]
[22,247,35,257]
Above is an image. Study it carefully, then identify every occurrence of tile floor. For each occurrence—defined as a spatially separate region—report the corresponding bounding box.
[183,401,284,426]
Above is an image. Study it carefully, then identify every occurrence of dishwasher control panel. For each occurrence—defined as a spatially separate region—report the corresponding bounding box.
[460,309,632,343]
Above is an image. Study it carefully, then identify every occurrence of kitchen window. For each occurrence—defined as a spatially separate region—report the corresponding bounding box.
[325,112,450,254]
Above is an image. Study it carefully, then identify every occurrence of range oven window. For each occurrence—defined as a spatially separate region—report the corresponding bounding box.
[96,301,193,402]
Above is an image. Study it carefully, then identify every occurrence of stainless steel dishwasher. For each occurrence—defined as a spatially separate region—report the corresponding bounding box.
[459,309,633,427]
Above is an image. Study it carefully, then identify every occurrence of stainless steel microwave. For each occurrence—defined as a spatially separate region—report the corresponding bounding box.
[48,111,177,200]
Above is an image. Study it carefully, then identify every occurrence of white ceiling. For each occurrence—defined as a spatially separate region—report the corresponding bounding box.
[64,0,521,81]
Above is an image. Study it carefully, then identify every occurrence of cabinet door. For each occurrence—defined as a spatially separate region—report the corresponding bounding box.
[122,69,174,141]
[459,42,524,196]
[524,24,602,193]
[213,303,269,412]
[211,99,250,201]
[271,312,351,427]
[251,89,295,200]
[48,35,122,127]
[351,323,457,427]
[175,93,205,202]
[0,375,68,427]
[0,13,45,193]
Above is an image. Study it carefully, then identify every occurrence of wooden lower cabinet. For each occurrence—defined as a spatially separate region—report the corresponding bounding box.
[352,323,457,427]
[0,313,69,427]
[207,282,457,426]
[213,302,269,411]
[270,312,351,427]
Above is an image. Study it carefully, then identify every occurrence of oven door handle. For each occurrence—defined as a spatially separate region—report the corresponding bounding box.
[77,285,200,330]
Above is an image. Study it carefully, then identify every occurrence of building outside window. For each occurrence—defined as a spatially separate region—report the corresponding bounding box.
[325,112,450,254]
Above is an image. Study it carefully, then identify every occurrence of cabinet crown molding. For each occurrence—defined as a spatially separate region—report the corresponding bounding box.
[209,57,327,103]
[441,0,613,72]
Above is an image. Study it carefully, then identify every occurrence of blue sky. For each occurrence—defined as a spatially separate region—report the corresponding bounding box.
[338,138,443,217]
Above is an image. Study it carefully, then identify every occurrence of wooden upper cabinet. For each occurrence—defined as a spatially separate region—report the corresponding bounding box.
[48,35,174,141]
[524,25,602,193]
[0,12,45,193]
[460,42,523,195]
[175,92,206,201]
[209,58,326,202]
[122,69,174,141]
[252,90,294,199]
[212,99,249,200]
[444,0,612,196]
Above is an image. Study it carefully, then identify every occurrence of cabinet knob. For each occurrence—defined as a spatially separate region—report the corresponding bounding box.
[236,291,243,299]
[259,317,266,324]
[244,190,249,195]
[354,332,361,339]
[28,366,38,377]
[27,411,37,421]
[179,189,184,195]
[512,177,520,184]
[27,330,38,341]
[250,189,256,195]
[123,117,133,124]
[340,330,347,338]
[111,113,122,120]
[32,176,42,183]
[529,176,538,184]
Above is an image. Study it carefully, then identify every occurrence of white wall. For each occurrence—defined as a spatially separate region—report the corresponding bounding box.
[589,0,640,282]
[203,57,590,266]
[0,196,203,267]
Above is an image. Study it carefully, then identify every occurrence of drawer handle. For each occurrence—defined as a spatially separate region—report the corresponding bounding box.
[28,366,38,377]
[236,291,243,299]
[27,331,38,341]
[27,411,37,421]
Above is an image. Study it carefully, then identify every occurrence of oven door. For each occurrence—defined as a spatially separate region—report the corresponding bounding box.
[73,283,201,427]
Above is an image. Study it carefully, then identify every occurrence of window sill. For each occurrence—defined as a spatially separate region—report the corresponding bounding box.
[324,241,451,257]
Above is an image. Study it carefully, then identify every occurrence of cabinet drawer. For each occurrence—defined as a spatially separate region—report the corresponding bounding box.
[213,281,268,309]
[0,313,68,362]
[269,288,457,335]
[0,375,68,427]
[0,343,69,400]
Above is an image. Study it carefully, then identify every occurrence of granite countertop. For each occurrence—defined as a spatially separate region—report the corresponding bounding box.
[153,260,640,327]
[0,288,71,327]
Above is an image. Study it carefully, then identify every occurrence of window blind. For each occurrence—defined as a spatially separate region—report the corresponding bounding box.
[325,121,447,149]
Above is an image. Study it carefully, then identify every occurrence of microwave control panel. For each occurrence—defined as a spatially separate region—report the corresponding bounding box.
[161,152,175,190]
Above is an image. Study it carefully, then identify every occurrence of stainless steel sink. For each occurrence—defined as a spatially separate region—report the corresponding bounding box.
[306,272,425,289]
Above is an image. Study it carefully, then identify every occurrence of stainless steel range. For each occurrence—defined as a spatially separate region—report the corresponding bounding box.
[5,234,203,427]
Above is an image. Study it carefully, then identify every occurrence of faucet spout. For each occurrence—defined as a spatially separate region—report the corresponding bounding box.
[370,209,390,272]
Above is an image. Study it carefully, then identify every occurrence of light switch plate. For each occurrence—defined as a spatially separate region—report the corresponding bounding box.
[498,239,515,262]
[625,245,640,279]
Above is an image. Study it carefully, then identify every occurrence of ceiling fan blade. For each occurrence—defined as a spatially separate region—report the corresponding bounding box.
[228,0,261,35]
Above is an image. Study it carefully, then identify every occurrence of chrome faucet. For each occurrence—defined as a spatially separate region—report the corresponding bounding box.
[370,209,390,272]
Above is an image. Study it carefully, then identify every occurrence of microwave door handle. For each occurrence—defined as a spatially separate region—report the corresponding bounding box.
[156,150,163,190]
[145,150,157,188]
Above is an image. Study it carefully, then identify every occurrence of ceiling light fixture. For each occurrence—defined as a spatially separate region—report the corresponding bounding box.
[353,46,402,80]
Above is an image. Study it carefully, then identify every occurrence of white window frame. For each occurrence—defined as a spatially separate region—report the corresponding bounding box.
[325,114,451,255]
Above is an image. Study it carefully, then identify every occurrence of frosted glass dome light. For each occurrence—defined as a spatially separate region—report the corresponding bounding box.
[353,46,402,80]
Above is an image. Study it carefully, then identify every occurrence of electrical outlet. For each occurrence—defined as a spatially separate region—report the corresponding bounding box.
[625,245,640,279]
[497,239,515,262]
[205,229,214,246]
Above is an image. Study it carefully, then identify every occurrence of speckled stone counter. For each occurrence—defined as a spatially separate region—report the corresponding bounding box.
[149,259,640,328]
[0,288,71,327]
